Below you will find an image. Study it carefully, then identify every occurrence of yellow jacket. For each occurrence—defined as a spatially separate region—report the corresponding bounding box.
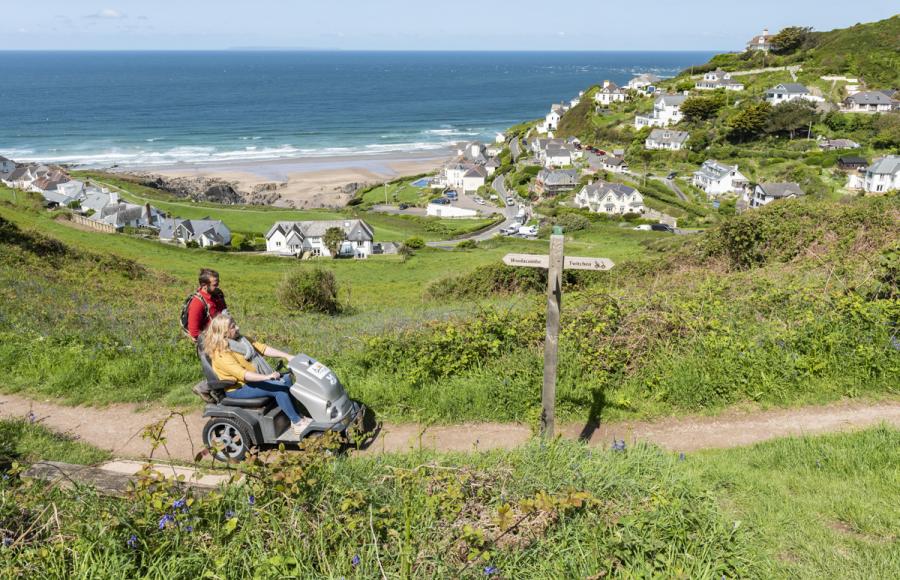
[210,340,268,389]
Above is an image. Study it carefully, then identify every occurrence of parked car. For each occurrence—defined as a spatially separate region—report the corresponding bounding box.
[517,225,538,237]
[633,224,652,231]
[650,223,675,233]
[473,196,486,205]
[445,190,458,200]
[501,225,519,235]
[432,197,450,205]
[505,196,515,206]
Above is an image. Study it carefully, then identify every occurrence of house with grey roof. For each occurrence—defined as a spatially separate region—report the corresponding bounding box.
[626,73,662,92]
[265,219,374,258]
[534,169,579,196]
[692,160,749,196]
[0,156,15,176]
[635,94,688,128]
[819,138,860,151]
[171,218,232,247]
[645,129,690,151]
[598,155,629,173]
[858,155,900,193]
[842,91,895,113]
[574,180,645,215]
[695,69,744,92]
[747,182,805,208]
[95,201,165,231]
[594,80,628,105]
[765,83,822,105]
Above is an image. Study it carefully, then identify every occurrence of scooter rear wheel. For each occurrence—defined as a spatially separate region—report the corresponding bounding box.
[203,418,253,462]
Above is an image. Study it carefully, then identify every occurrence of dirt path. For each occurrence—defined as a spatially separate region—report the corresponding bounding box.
[3,393,899,462]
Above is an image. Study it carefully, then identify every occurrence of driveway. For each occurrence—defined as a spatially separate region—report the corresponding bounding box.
[426,176,524,247]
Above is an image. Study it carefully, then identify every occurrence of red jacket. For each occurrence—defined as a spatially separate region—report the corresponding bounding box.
[187,287,227,339]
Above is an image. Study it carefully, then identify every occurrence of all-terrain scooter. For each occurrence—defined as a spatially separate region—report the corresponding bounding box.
[194,351,365,461]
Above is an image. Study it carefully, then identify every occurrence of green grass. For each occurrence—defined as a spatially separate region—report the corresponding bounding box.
[1,425,896,577]
[0,418,111,466]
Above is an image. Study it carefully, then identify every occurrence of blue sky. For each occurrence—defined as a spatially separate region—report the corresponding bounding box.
[2,1,896,50]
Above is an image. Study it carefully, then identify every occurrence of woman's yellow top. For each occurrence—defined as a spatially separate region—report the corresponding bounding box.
[210,340,268,389]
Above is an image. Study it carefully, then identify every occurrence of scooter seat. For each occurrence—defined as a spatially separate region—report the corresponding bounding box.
[220,396,271,408]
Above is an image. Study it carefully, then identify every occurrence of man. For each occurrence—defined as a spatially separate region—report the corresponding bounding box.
[186,268,227,342]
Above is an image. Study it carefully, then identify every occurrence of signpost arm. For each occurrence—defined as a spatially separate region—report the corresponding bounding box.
[541,227,564,439]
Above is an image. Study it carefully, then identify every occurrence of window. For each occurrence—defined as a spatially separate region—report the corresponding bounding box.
[357,241,364,247]
[276,241,281,247]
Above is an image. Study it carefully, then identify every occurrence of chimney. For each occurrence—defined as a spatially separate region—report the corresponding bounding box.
[763,28,769,37]
[603,80,611,88]
[145,202,152,224]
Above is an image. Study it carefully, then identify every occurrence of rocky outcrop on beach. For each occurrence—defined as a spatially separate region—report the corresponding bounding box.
[133,174,282,205]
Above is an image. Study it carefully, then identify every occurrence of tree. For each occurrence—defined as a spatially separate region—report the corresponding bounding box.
[770,26,812,55]
[727,102,772,142]
[323,226,346,259]
[765,100,819,139]
[681,93,727,122]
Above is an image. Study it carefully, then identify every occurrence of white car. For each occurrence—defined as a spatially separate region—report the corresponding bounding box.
[633,224,652,231]
[501,225,519,235]
[473,196,486,205]
[505,196,515,206]
[517,225,538,237]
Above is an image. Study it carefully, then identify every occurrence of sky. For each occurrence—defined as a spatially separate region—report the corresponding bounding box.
[2,1,896,51]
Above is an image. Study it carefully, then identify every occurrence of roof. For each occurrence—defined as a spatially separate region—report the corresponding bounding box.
[7,166,31,180]
[822,139,860,150]
[602,156,627,166]
[265,219,374,242]
[80,191,112,212]
[0,155,12,164]
[866,155,900,176]
[545,145,571,158]
[647,129,690,145]
[768,83,809,94]
[657,94,688,107]
[846,91,894,105]
[696,160,742,181]
[838,155,867,165]
[631,73,661,83]
[41,190,77,206]
[177,219,231,242]
[485,158,500,167]
[464,166,488,178]
[537,169,578,186]
[581,180,638,200]
[756,182,805,198]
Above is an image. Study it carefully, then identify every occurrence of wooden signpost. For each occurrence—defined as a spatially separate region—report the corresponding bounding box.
[502,227,615,439]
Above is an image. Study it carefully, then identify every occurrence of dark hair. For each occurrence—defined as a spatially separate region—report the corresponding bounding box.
[199,268,220,286]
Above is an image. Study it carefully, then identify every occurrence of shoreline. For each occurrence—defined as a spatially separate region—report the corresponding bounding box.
[111,147,456,208]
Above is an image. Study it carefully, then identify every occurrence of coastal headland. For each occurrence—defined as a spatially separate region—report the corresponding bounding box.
[116,147,456,208]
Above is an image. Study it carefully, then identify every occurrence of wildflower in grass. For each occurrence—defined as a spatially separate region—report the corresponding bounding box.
[172,498,187,510]
[184,525,193,532]
[679,453,686,461]
[352,554,360,567]
[225,510,234,519]
[26,411,36,424]
[611,439,626,452]
[484,566,498,576]
[248,495,256,506]
[158,514,174,530]
[2,537,12,547]
[126,534,138,549]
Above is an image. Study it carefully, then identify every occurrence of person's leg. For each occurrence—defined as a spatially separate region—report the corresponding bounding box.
[240,380,303,424]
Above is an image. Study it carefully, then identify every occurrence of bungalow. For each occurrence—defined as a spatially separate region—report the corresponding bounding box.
[764,83,823,105]
[692,160,748,196]
[747,182,805,208]
[599,155,628,174]
[574,180,645,215]
[695,69,744,91]
[174,218,232,247]
[635,94,688,128]
[95,201,165,230]
[594,81,628,105]
[859,155,900,193]
[626,73,661,92]
[819,138,860,151]
[534,169,579,196]
[645,129,690,151]
[841,91,895,113]
[265,219,373,257]
[746,28,772,52]
[837,155,868,171]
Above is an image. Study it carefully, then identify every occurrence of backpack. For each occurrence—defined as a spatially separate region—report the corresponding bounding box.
[180,292,210,335]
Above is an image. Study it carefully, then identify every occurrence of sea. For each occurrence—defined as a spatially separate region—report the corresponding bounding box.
[0,51,715,168]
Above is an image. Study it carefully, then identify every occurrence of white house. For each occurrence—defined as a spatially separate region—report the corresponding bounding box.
[841,91,896,113]
[695,69,744,91]
[0,156,15,176]
[692,160,749,196]
[635,94,688,128]
[543,144,572,168]
[764,83,823,105]
[746,182,805,208]
[265,219,374,257]
[426,204,478,218]
[594,81,628,105]
[575,180,645,215]
[462,165,488,192]
[626,73,661,92]
[645,129,690,151]
[599,155,628,173]
[746,28,772,52]
[437,162,486,191]
[859,155,900,193]
[541,108,562,133]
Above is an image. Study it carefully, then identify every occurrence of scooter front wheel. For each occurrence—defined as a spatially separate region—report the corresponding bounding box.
[203,417,252,462]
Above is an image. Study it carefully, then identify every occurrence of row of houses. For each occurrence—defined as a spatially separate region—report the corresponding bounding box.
[432,141,500,192]
[527,137,583,168]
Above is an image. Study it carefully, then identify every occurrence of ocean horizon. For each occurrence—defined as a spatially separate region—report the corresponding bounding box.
[0,50,715,168]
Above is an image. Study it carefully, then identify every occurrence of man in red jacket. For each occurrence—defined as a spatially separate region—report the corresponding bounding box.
[187,268,227,342]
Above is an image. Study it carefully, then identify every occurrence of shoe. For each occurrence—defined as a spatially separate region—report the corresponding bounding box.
[291,417,312,436]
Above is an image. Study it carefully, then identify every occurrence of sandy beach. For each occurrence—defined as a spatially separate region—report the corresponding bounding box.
[123,148,455,208]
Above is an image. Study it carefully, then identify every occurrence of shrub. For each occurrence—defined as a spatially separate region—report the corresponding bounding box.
[553,213,591,232]
[455,239,477,250]
[277,269,342,314]
[404,236,425,249]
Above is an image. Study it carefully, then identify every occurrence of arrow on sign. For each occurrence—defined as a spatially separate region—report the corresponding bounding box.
[503,253,550,269]
[563,256,615,271]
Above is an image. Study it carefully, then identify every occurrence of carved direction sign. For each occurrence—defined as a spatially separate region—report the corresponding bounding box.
[502,253,549,269]
[563,256,615,271]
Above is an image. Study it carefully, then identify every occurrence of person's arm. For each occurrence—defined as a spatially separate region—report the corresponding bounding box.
[251,340,293,362]
[214,354,279,383]
[186,296,205,340]
[244,369,280,382]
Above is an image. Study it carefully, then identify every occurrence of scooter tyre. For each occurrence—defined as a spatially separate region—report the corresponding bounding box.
[203,416,254,462]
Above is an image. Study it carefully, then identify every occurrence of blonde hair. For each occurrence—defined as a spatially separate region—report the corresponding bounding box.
[202,314,234,359]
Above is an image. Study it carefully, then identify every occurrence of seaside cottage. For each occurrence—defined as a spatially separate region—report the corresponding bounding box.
[746,182,805,208]
[534,169,579,196]
[764,83,822,105]
[0,156,15,176]
[541,109,562,134]
[265,219,373,258]
[626,73,661,93]
[858,155,900,193]
[645,129,690,151]
[695,69,744,92]
[574,180,645,215]
[462,165,488,192]
[172,218,232,247]
[692,160,748,196]
[543,144,572,168]
[837,155,868,171]
[841,91,896,113]
[635,95,688,128]
[593,81,628,105]
[746,28,772,52]
[599,155,629,174]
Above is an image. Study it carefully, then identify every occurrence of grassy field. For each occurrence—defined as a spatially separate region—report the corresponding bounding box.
[1,420,896,577]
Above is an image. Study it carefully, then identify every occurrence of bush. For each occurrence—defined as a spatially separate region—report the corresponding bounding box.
[455,239,477,250]
[404,237,425,249]
[553,213,591,232]
[277,269,341,314]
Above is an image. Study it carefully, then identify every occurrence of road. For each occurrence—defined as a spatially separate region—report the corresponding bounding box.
[426,175,523,247]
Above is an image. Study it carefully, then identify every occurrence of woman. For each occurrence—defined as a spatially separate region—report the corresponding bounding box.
[202,315,311,436]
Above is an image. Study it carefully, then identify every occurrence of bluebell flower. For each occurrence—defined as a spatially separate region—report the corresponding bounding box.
[185,525,193,532]
[158,514,174,530]
[352,554,360,567]
[2,537,12,547]
[126,534,138,548]
[611,439,626,452]
[484,566,498,576]
[225,510,234,519]
[172,498,187,510]
[248,495,256,506]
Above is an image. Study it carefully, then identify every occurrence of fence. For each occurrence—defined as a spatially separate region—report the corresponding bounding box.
[71,214,117,234]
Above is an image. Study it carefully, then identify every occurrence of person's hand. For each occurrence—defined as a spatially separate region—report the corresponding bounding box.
[268,372,280,380]
[282,354,294,361]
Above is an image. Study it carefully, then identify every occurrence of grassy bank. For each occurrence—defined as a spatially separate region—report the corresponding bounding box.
[1,420,896,577]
